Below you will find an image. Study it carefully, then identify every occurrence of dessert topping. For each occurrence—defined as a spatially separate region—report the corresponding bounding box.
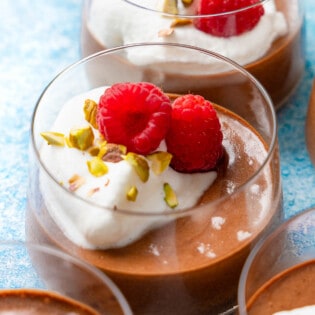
[147,151,173,175]
[40,132,65,146]
[68,126,94,150]
[162,0,179,14]
[40,85,219,248]
[194,0,265,37]
[165,94,223,172]
[87,157,108,177]
[68,174,86,192]
[126,186,138,202]
[84,99,98,129]
[87,187,100,197]
[41,83,223,215]
[97,82,172,155]
[158,28,174,37]
[163,183,178,208]
[181,0,193,6]
[99,143,126,163]
[170,18,192,28]
[123,152,150,183]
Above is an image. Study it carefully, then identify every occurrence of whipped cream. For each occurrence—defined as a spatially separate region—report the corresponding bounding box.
[87,0,288,70]
[273,305,315,315]
[40,87,217,249]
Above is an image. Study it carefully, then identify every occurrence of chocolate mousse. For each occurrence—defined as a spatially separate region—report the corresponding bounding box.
[80,0,304,108]
[27,91,282,314]
[246,260,315,315]
[0,289,99,314]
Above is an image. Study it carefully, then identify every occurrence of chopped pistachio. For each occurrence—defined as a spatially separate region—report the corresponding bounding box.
[87,145,100,157]
[147,151,172,175]
[65,136,73,148]
[126,186,138,202]
[123,152,149,183]
[181,0,193,6]
[163,183,178,208]
[87,157,108,177]
[87,187,100,197]
[68,174,86,191]
[96,141,108,158]
[158,28,174,37]
[69,126,94,151]
[118,144,127,155]
[170,18,192,28]
[84,99,98,129]
[162,0,178,14]
[40,131,65,146]
[100,143,127,163]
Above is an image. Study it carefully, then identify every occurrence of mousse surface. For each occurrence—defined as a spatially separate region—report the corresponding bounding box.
[247,260,315,315]
[0,289,99,315]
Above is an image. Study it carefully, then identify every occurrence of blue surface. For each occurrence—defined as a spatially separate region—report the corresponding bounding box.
[0,0,315,243]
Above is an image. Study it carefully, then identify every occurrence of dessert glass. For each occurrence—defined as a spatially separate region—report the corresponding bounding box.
[238,208,315,315]
[305,78,315,166]
[0,241,132,314]
[27,43,283,315]
[80,0,305,109]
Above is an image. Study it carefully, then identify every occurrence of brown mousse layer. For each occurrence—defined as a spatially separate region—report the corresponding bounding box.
[0,289,99,315]
[27,103,282,315]
[247,260,315,315]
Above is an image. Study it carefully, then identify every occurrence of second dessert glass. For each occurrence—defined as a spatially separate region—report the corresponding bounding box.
[81,0,305,109]
[27,43,283,315]
[238,208,315,315]
[0,241,132,315]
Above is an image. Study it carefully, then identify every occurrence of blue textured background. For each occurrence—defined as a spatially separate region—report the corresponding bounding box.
[0,0,315,243]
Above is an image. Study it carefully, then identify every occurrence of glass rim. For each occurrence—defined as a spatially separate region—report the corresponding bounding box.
[0,240,133,315]
[30,42,277,217]
[121,0,270,19]
[237,207,315,314]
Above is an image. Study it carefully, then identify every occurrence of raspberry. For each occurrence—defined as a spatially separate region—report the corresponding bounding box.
[165,94,223,173]
[97,82,172,155]
[194,0,265,37]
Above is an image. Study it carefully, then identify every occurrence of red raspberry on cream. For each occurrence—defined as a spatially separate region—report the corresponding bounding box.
[97,82,172,155]
[166,94,223,173]
[194,0,265,37]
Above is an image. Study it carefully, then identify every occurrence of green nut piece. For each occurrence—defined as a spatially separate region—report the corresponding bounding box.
[163,183,178,209]
[87,157,108,177]
[162,0,178,14]
[69,126,94,151]
[40,131,66,146]
[123,152,149,183]
[147,151,172,175]
[84,99,98,129]
[87,145,101,157]
[181,0,193,6]
[126,186,138,202]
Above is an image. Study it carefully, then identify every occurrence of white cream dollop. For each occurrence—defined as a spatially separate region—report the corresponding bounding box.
[273,305,315,315]
[40,87,217,249]
[87,0,288,69]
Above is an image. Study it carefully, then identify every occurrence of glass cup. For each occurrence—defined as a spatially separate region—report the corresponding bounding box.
[238,208,315,315]
[27,43,283,314]
[306,78,315,166]
[80,0,305,109]
[0,241,132,314]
